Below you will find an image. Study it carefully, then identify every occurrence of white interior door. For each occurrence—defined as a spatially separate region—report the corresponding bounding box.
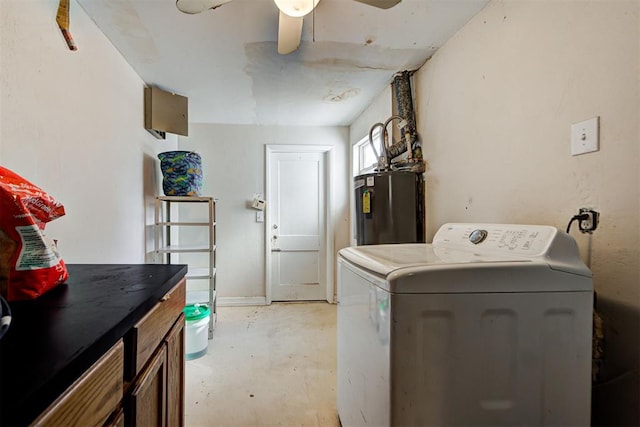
[268,149,328,301]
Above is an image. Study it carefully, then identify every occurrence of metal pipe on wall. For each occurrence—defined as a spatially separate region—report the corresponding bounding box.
[387,70,423,165]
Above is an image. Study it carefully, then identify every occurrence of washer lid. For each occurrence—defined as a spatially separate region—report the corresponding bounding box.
[339,243,529,277]
[339,223,593,294]
[339,245,591,293]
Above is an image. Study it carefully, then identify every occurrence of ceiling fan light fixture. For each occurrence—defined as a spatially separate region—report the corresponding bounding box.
[273,0,320,17]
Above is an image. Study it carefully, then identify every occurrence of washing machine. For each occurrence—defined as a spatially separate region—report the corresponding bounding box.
[337,223,593,426]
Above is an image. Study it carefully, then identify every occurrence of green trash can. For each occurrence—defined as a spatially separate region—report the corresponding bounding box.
[183,304,210,360]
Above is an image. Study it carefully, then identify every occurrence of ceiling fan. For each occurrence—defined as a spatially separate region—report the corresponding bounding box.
[176,0,401,55]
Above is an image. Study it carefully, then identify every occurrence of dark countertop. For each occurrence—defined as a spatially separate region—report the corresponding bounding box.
[0,263,187,426]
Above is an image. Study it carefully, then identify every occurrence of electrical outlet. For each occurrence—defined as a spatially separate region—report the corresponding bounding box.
[578,208,599,233]
[571,117,599,156]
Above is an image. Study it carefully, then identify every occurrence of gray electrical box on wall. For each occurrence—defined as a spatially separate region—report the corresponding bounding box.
[144,86,188,139]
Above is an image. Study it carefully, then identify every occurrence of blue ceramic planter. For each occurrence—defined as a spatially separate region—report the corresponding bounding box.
[158,151,203,196]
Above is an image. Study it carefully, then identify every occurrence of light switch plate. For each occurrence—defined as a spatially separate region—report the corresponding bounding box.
[571,116,599,156]
[256,211,264,223]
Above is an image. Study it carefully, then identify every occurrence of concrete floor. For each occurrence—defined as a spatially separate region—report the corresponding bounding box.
[185,302,339,427]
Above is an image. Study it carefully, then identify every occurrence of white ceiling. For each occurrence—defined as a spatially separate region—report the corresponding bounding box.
[77,0,488,126]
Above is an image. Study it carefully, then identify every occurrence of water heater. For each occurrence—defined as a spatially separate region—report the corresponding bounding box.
[354,170,424,245]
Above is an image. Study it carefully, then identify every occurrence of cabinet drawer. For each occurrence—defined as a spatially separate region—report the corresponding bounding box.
[130,278,185,377]
[32,340,124,427]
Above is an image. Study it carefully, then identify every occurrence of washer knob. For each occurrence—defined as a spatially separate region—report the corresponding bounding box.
[469,229,488,244]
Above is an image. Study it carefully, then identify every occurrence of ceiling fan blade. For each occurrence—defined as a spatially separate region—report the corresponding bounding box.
[353,0,401,9]
[273,0,320,18]
[176,0,232,14]
[277,11,303,55]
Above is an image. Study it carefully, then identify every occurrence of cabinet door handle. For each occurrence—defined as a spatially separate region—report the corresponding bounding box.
[161,294,171,302]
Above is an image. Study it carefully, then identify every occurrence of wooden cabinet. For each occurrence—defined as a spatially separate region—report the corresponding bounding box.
[129,345,167,426]
[128,278,186,379]
[127,313,185,427]
[126,279,186,427]
[165,315,185,427]
[31,277,186,427]
[32,340,124,427]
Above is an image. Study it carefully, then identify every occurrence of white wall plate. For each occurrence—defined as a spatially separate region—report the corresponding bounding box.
[571,116,600,156]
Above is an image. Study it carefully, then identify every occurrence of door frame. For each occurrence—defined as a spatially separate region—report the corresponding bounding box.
[265,144,334,304]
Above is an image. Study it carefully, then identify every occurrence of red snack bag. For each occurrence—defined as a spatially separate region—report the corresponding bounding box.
[0,166,68,301]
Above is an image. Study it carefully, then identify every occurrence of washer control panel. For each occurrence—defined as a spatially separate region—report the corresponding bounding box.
[434,223,557,256]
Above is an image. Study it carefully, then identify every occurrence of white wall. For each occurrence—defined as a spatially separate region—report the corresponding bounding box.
[414,1,639,424]
[178,124,349,301]
[0,0,176,263]
[349,85,393,148]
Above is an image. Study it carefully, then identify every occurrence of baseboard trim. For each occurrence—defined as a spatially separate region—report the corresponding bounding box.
[217,296,268,307]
